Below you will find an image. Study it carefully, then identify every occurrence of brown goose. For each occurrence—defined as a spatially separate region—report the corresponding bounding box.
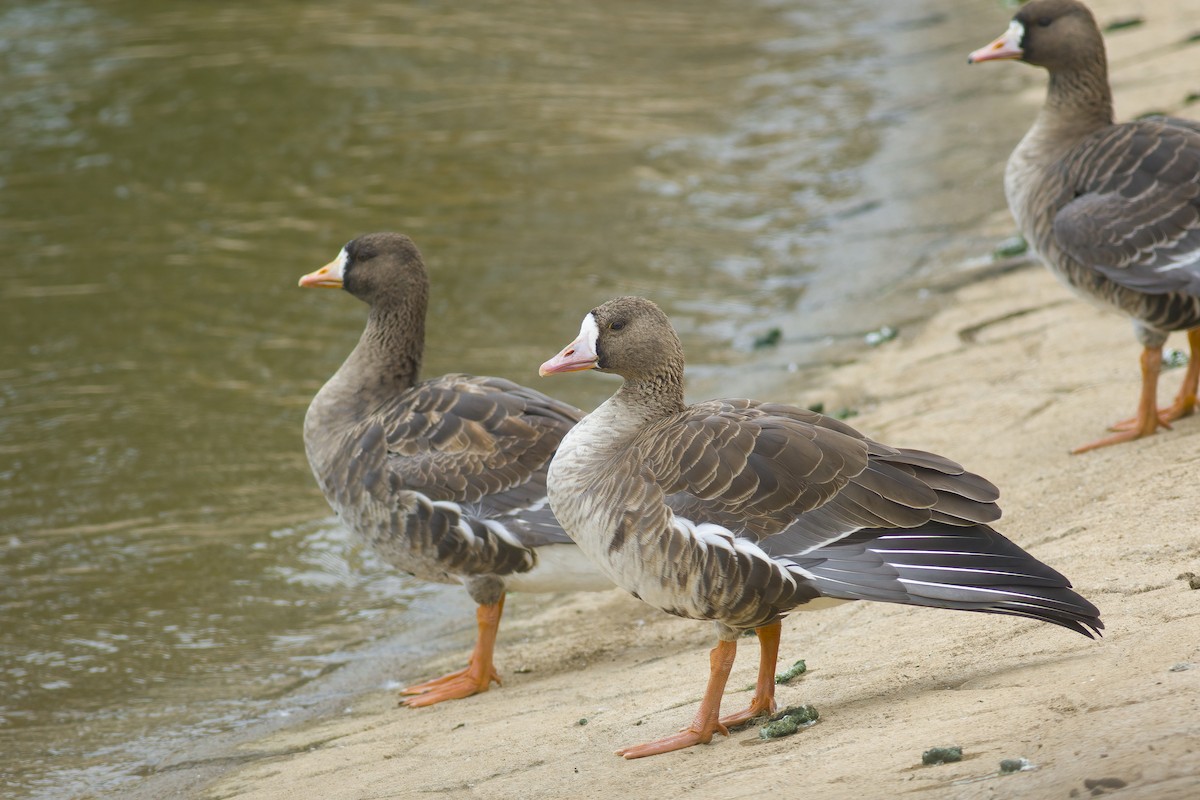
[540,296,1102,758]
[300,232,610,707]
[968,0,1200,453]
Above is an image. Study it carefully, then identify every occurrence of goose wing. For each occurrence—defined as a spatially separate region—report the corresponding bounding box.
[382,374,582,545]
[638,400,998,554]
[1051,118,1200,294]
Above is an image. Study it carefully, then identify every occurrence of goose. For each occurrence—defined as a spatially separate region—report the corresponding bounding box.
[968,0,1200,453]
[540,296,1102,758]
[299,232,610,707]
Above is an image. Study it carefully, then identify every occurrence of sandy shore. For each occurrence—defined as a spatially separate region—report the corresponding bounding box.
[195,2,1200,798]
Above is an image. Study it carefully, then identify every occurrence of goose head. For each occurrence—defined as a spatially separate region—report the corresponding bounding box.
[299,232,428,308]
[968,0,1104,72]
[539,296,684,382]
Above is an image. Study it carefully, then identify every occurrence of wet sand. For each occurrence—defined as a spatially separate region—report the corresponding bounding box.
[180,1,1200,797]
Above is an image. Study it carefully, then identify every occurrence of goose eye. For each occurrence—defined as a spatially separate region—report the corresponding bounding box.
[609,321,625,331]
[1036,16,1052,27]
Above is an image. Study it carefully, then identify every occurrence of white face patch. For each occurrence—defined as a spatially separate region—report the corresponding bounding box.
[329,247,348,281]
[1005,20,1025,49]
[579,312,599,353]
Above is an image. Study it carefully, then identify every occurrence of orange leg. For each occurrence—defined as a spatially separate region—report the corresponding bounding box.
[617,637,738,759]
[1073,346,1166,454]
[1160,328,1200,423]
[400,596,504,707]
[1104,329,1200,434]
[719,621,781,729]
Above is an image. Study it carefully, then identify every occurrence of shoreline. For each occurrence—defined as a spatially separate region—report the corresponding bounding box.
[194,248,1200,800]
[133,0,1200,797]
[196,251,1200,800]
[201,249,1200,800]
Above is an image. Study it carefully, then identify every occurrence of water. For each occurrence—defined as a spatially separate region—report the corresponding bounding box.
[0,0,1025,795]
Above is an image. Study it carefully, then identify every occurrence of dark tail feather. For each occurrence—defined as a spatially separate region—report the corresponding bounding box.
[794,523,1103,639]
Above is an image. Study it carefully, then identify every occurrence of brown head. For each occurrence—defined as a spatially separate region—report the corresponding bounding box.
[968,0,1105,73]
[540,296,687,411]
[299,232,430,311]
[299,232,430,386]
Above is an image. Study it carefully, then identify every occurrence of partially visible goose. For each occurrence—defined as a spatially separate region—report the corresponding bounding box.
[300,232,610,707]
[540,296,1102,758]
[968,0,1200,453]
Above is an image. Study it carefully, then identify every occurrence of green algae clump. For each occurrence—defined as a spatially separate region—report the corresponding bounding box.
[922,746,963,766]
[758,704,819,739]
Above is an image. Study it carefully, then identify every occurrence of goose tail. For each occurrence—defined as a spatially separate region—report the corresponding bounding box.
[794,523,1103,638]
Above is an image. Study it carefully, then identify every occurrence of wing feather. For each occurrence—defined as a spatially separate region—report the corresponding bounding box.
[379,374,581,543]
[1052,119,1200,294]
[640,400,999,555]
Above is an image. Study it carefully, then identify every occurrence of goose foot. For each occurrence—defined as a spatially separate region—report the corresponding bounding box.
[399,599,504,707]
[1074,345,1168,453]
[399,662,502,707]
[617,638,738,759]
[616,723,730,759]
[1072,425,1161,454]
[1089,332,1200,449]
